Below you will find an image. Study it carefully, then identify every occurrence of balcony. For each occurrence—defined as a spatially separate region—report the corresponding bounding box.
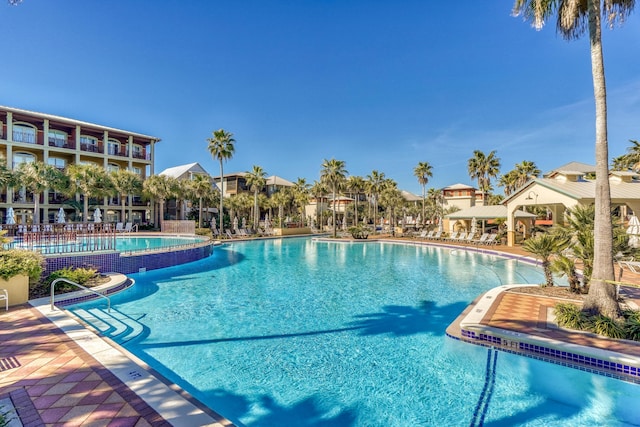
[48,138,76,149]
[80,142,103,154]
[12,131,42,145]
[107,147,128,157]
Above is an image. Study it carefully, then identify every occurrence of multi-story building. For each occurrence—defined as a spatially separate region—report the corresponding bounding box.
[0,106,160,224]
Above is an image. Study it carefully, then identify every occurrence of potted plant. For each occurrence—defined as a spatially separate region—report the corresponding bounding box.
[0,231,44,306]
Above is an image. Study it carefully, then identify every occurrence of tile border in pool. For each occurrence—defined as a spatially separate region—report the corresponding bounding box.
[452,284,640,385]
[42,234,215,276]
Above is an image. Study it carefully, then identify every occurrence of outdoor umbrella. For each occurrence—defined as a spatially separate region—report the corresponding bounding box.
[56,207,66,224]
[627,215,640,248]
[6,207,15,225]
[94,208,102,223]
[233,216,239,231]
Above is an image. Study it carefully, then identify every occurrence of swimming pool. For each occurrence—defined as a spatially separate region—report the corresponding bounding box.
[69,238,640,426]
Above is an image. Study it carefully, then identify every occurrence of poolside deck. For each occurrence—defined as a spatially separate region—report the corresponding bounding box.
[2,235,640,425]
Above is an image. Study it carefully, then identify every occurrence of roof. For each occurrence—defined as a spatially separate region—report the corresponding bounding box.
[159,162,210,179]
[543,161,594,177]
[401,190,422,202]
[446,205,537,219]
[266,175,294,187]
[442,183,476,190]
[503,175,640,203]
[1,105,160,142]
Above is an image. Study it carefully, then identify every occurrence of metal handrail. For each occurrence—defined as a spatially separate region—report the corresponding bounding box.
[50,278,111,312]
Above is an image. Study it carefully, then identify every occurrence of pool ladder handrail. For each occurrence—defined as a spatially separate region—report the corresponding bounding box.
[50,278,111,313]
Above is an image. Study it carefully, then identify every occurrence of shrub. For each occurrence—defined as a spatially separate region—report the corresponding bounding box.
[624,317,640,341]
[590,315,625,339]
[0,249,44,281]
[348,226,369,239]
[554,303,589,330]
[195,228,212,237]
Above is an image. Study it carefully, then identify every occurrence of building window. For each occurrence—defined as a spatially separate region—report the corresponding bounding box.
[132,144,144,158]
[107,138,120,155]
[13,152,35,168]
[48,130,67,147]
[47,157,66,169]
[13,123,37,144]
[80,135,99,152]
[107,163,120,172]
[131,166,142,175]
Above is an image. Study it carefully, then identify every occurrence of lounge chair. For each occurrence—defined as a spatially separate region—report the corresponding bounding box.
[483,234,498,245]
[115,222,124,232]
[225,229,235,239]
[463,232,475,243]
[431,230,443,240]
[619,260,640,274]
[453,232,467,242]
[445,231,459,242]
[474,233,489,244]
[123,222,133,233]
[415,230,430,239]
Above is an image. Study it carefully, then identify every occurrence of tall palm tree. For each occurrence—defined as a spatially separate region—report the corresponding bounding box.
[346,175,366,226]
[14,161,65,224]
[379,180,403,237]
[320,159,347,238]
[309,180,328,228]
[467,150,501,202]
[513,0,635,318]
[66,164,112,223]
[427,188,444,226]
[245,165,267,228]
[271,190,291,228]
[514,160,541,189]
[109,169,142,223]
[292,177,310,226]
[207,129,235,233]
[413,162,433,226]
[611,139,640,171]
[189,174,215,228]
[366,170,385,233]
[143,174,175,227]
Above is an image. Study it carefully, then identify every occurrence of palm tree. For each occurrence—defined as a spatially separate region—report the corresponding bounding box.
[320,159,347,238]
[207,129,235,233]
[346,175,366,226]
[14,161,64,224]
[66,164,112,223]
[189,174,215,228]
[379,180,404,237]
[427,188,444,227]
[513,0,635,318]
[109,169,142,223]
[467,150,501,202]
[413,162,433,226]
[309,180,328,228]
[498,170,519,197]
[522,233,565,287]
[245,165,267,228]
[143,174,175,227]
[366,170,385,233]
[270,190,291,228]
[611,139,640,171]
[292,178,310,226]
[514,160,541,189]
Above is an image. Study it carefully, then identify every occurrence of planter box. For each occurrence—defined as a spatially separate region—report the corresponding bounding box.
[273,227,311,236]
[0,274,29,306]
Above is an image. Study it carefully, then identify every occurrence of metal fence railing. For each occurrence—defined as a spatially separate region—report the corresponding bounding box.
[2,223,117,254]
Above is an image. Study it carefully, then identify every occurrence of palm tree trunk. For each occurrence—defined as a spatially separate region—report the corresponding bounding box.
[121,196,126,223]
[33,193,40,224]
[582,0,618,318]
[198,197,203,228]
[332,188,337,238]
[219,160,224,233]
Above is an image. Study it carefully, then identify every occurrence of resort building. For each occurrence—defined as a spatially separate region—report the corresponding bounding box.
[212,172,294,198]
[159,162,217,221]
[442,183,484,210]
[0,106,159,224]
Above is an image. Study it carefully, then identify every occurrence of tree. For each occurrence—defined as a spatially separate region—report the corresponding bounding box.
[292,178,310,226]
[467,150,500,202]
[522,233,567,287]
[513,0,635,318]
[366,170,386,233]
[143,174,175,227]
[611,139,640,171]
[379,180,404,237]
[309,180,328,228]
[413,162,433,226]
[346,176,366,227]
[271,190,291,228]
[14,161,65,224]
[207,129,235,233]
[245,165,267,229]
[189,174,215,228]
[320,159,347,238]
[109,170,142,223]
[66,164,112,223]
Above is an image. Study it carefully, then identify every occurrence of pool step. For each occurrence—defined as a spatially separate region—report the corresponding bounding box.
[73,307,145,344]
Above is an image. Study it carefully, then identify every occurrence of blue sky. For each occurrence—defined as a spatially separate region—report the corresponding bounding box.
[3,1,639,195]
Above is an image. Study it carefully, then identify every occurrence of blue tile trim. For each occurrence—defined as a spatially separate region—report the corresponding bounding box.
[449,330,640,385]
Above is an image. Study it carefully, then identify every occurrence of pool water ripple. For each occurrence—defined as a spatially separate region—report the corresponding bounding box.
[70,238,640,426]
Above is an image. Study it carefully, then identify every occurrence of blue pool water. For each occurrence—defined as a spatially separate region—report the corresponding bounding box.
[115,235,207,252]
[69,238,640,426]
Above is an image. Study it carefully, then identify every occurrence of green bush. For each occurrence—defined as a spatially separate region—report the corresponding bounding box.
[348,226,369,239]
[554,303,589,330]
[590,315,626,339]
[44,267,99,290]
[624,317,640,341]
[195,228,212,237]
[0,249,45,281]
